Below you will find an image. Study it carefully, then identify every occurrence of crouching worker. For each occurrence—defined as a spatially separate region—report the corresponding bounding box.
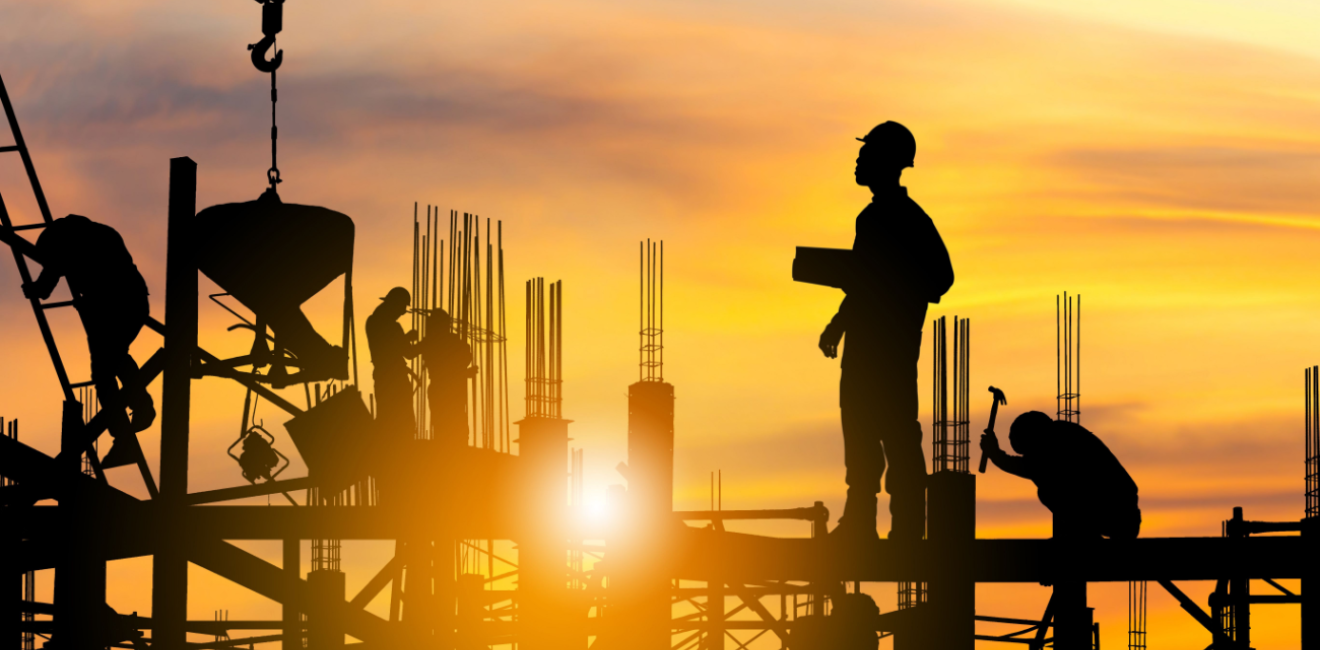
[22,214,154,468]
[980,411,1140,540]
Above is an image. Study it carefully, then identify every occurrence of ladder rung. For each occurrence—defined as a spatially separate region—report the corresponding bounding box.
[9,223,47,231]
[41,300,75,310]
[0,145,18,153]
[69,380,95,389]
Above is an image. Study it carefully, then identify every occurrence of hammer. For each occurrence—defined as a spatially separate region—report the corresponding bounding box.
[978,386,1008,473]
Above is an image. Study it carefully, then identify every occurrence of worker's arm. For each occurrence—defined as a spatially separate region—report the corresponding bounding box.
[22,265,61,301]
[980,430,1033,479]
[819,296,848,358]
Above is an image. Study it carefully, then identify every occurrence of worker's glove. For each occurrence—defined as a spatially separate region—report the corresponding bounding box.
[819,321,844,359]
[21,281,49,301]
[406,330,420,343]
[980,429,1000,455]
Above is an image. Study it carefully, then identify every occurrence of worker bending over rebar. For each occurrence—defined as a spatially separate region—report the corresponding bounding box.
[417,309,477,448]
[22,214,154,468]
[980,411,1141,540]
[820,122,954,542]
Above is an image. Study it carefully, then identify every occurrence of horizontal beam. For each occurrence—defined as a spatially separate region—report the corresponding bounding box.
[672,529,1309,583]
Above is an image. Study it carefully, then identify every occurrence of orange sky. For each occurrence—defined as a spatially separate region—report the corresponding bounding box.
[3,0,1320,647]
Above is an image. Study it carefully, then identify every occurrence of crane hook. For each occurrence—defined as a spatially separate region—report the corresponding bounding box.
[248,36,283,73]
[247,0,284,74]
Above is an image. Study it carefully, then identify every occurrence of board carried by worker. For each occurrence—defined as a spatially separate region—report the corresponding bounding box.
[980,410,1142,540]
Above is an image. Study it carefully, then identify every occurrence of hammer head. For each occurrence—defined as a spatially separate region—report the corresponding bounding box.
[988,385,1007,405]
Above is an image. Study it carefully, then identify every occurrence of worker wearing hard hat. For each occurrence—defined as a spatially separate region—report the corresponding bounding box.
[981,411,1141,540]
[22,214,154,469]
[366,287,420,444]
[416,308,477,448]
[819,122,955,542]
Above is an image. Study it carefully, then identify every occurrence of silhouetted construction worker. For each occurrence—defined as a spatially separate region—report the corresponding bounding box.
[980,411,1141,540]
[366,287,419,444]
[416,309,477,448]
[820,122,954,542]
[22,214,153,468]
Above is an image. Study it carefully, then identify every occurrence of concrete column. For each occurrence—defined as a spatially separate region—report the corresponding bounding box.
[153,156,196,650]
[517,415,571,650]
[621,381,674,650]
[307,570,346,650]
[926,472,975,650]
[54,399,107,648]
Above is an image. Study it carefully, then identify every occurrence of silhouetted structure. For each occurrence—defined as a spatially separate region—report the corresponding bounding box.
[7,70,1320,650]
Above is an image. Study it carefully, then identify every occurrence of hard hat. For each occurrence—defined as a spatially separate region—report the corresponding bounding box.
[857,121,916,168]
[380,287,411,305]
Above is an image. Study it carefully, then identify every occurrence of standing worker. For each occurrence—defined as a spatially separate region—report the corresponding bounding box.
[980,411,1141,540]
[416,308,477,448]
[22,214,155,468]
[366,287,419,445]
[819,122,954,542]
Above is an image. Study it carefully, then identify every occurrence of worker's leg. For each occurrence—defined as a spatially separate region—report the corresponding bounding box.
[876,352,926,541]
[116,293,154,431]
[374,370,416,446]
[79,302,133,439]
[837,373,883,538]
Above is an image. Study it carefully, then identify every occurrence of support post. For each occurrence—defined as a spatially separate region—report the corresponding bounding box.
[927,471,975,650]
[517,416,572,650]
[307,569,346,650]
[153,156,196,650]
[1052,509,1093,650]
[1228,507,1250,649]
[53,399,106,648]
[284,539,301,650]
[1304,516,1317,650]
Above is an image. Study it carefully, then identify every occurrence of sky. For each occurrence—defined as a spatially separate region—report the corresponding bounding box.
[2,0,1320,647]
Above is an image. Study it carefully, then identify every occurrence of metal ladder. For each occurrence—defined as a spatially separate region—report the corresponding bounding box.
[0,72,85,406]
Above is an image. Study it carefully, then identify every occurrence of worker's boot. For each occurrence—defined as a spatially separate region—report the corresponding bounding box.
[831,489,880,544]
[128,391,156,434]
[101,433,143,469]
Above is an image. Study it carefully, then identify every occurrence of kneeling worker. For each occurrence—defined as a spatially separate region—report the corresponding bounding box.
[980,411,1141,540]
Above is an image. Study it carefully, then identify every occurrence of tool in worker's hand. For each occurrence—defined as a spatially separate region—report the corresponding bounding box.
[979,386,1007,473]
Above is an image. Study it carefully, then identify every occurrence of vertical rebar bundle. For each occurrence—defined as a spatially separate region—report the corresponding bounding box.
[409,205,511,452]
[1057,293,1081,423]
[1128,580,1147,650]
[639,240,664,383]
[1308,366,1319,518]
[525,278,563,419]
[932,316,971,474]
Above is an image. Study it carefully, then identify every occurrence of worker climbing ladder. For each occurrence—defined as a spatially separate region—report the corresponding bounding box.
[0,72,160,491]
